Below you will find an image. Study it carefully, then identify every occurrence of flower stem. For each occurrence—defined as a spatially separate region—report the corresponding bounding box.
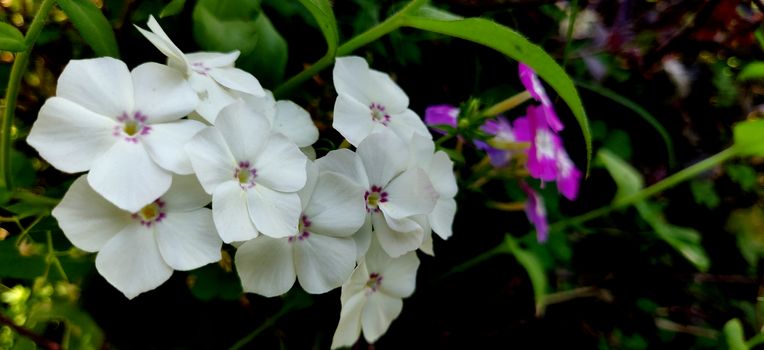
[0,0,56,191]
[480,90,532,117]
[273,0,427,97]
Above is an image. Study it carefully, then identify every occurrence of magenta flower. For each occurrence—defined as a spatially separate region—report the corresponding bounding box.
[519,63,564,132]
[424,104,458,134]
[555,147,581,200]
[526,105,559,181]
[475,116,519,167]
[521,181,548,242]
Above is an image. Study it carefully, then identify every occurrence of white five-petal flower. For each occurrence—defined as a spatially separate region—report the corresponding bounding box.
[137,15,265,123]
[28,57,202,212]
[240,90,319,149]
[318,130,438,258]
[332,56,431,147]
[331,241,420,348]
[52,175,221,299]
[185,101,308,243]
[235,161,366,297]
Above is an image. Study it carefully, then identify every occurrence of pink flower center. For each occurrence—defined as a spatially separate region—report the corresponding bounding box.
[364,185,388,213]
[288,214,312,243]
[234,161,257,189]
[113,111,151,143]
[132,199,166,227]
[365,272,383,294]
[191,62,211,76]
[369,103,391,126]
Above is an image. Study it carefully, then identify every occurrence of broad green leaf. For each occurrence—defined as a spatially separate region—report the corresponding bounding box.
[733,119,764,157]
[690,179,720,209]
[57,0,120,58]
[738,61,764,81]
[596,149,643,202]
[726,164,758,192]
[297,0,338,55]
[27,303,104,350]
[0,22,25,52]
[401,13,592,170]
[189,264,242,301]
[726,206,764,267]
[159,0,186,18]
[504,234,547,304]
[0,240,93,280]
[195,0,260,20]
[723,318,749,350]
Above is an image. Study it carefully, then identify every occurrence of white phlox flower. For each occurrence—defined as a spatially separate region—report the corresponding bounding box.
[136,15,265,124]
[332,56,431,147]
[235,160,366,297]
[52,175,222,299]
[239,90,319,151]
[317,130,438,258]
[331,241,420,348]
[27,57,202,212]
[185,101,308,243]
[407,134,458,251]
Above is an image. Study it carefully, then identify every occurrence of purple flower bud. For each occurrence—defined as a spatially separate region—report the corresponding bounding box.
[425,104,459,134]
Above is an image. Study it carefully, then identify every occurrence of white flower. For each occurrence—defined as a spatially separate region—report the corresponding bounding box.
[332,56,431,147]
[408,134,458,242]
[240,90,319,148]
[331,241,420,348]
[52,175,221,299]
[136,15,265,123]
[27,57,202,212]
[185,101,308,243]
[235,161,366,297]
[318,130,438,258]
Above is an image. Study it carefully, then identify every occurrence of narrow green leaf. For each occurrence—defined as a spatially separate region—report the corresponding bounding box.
[738,61,764,81]
[504,234,547,302]
[733,119,764,157]
[159,0,186,18]
[724,318,749,350]
[596,149,643,202]
[637,202,710,272]
[0,22,26,52]
[401,14,592,170]
[57,0,120,58]
[297,0,338,54]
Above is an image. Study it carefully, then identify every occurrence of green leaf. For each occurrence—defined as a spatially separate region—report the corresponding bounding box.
[727,206,764,267]
[733,119,764,157]
[401,13,592,170]
[27,302,104,350]
[504,234,547,303]
[595,149,643,202]
[159,0,186,18]
[57,0,120,58]
[738,61,764,81]
[0,22,26,52]
[690,179,720,209]
[296,0,338,55]
[723,318,749,350]
[726,164,758,192]
[0,240,93,280]
[189,264,242,301]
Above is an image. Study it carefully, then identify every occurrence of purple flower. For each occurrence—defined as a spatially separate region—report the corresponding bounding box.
[519,63,564,132]
[475,116,515,167]
[555,147,581,200]
[425,104,459,134]
[526,105,559,181]
[521,181,549,242]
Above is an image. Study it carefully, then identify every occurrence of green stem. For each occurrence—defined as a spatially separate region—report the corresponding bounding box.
[561,0,579,68]
[480,91,532,117]
[11,190,60,207]
[46,230,68,282]
[552,145,740,231]
[0,0,56,191]
[273,0,427,97]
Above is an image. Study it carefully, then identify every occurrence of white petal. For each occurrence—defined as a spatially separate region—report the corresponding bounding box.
[143,120,205,174]
[428,151,458,197]
[357,131,407,188]
[247,186,301,238]
[379,167,438,219]
[190,73,237,124]
[382,215,421,234]
[379,251,419,298]
[132,62,198,123]
[186,51,239,68]
[56,57,133,118]
[388,109,430,142]
[316,149,369,188]
[161,175,211,211]
[332,94,375,147]
[88,141,171,213]
[216,102,271,162]
[240,90,277,124]
[252,133,307,192]
[52,176,130,252]
[367,69,409,112]
[353,215,373,260]
[372,213,423,258]
[429,198,456,240]
[155,209,221,271]
[304,172,366,237]
[294,234,356,294]
[137,16,187,66]
[331,291,366,349]
[407,133,435,168]
[273,100,318,147]
[419,231,434,256]
[213,181,258,243]
[209,67,265,97]
[27,97,115,173]
[298,160,319,210]
[95,223,173,299]
[333,56,373,103]
[185,127,237,194]
[361,292,403,344]
[235,237,295,297]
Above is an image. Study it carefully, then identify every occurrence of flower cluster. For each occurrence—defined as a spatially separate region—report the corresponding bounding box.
[27,17,457,347]
[425,63,580,241]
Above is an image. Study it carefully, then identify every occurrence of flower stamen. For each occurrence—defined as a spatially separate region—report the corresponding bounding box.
[364,185,388,213]
[234,161,257,189]
[132,199,166,227]
[369,103,391,126]
[113,111,151,143]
